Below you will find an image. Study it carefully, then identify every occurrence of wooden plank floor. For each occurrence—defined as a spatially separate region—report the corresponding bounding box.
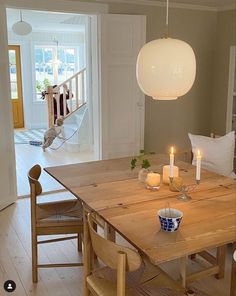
[15,144,95,197]
[0,193,232,296]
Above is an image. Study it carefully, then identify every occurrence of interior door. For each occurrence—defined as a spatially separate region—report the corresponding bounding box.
[99,14,146,159]
[8,45,24,128]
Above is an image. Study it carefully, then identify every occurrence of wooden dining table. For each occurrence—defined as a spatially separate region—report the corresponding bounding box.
[45,154,236,295]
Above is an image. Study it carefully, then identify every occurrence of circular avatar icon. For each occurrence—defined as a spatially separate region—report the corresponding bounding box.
[4,280,16,293]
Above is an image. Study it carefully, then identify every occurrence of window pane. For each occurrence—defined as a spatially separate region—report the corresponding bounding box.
[44,48,53,63]
[66,49,75,63]
[9,50,16,65]
[58,48,65,63]
[34,45,77,100]
[10,65,17,82]
[35,46,54,95]
[11,82,18,99]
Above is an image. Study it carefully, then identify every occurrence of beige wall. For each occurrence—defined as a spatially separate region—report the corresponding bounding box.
[108,3,217,153]
[211,9,236,135]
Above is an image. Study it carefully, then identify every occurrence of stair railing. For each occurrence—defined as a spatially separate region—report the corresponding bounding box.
[46,68,86,128]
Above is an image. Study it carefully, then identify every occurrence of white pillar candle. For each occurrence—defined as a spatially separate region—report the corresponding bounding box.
[146,172,161,187]
[196,150,202,181]
[169,146,174,178]
[163,165,179,184]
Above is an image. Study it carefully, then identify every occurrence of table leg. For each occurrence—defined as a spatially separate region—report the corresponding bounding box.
[83,207,91,296]
[215,245,226,279]
[230,243,236,296]
[189,254,196,260]
[104,222,116,242]
[179,256,187,288]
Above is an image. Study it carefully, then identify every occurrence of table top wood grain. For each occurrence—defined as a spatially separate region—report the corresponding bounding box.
[45,155,236,264]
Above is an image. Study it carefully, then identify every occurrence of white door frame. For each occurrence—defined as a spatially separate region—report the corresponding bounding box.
[226,46,236,133]
[0,0,108,208]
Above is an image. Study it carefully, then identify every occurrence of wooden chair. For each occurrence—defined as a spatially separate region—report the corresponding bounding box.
[85,213,185,296]
[230,246,236,296]
[176,134,227,287]
[28,164,83,283]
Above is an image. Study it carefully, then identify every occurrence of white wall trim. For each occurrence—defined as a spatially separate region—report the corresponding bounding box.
[1,0,108,14]
[96,0,218,12]
[226,46,236,133]
[0,2,17,207]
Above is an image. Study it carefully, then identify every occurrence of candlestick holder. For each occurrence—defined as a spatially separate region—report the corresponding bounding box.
[169,177,200,201]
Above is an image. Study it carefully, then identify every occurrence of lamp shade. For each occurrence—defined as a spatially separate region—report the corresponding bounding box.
[12,21,32,36]
[136,38,196,100]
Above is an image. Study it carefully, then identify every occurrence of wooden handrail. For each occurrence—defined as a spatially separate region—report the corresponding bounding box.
[53,68,86,90]
[45,68,87,128]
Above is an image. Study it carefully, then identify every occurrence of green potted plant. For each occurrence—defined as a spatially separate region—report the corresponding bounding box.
[130,150,152,182]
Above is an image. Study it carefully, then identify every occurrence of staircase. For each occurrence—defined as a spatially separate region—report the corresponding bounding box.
[45,68,90,152]
[63,103,89,152]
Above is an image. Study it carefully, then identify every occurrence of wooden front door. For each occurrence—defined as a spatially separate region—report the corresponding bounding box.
[8,45,24,128]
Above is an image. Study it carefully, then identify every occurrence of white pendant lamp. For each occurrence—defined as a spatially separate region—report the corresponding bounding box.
[12,11,32,36]
[136,0,196,100]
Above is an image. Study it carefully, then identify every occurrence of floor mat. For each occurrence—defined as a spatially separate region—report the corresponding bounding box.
[14,129,46,144]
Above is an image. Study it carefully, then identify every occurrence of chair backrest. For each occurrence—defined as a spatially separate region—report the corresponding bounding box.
[28,164,42,197]
[88,214,142,272]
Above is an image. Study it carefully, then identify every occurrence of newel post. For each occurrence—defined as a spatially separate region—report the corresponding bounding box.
[46,86,54,128]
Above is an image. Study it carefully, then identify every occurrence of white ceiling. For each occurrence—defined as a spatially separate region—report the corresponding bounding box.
[6,9,87,33]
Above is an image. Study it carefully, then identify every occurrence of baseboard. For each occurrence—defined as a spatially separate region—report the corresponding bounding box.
[29,123,48,129]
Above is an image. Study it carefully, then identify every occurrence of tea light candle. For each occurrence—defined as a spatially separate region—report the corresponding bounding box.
[196,150,202,181]
[163,165,179,184]
[169,146,174,178]
[146,172,161,188]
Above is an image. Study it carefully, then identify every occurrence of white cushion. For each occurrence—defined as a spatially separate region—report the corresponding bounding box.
[188,131,235,178]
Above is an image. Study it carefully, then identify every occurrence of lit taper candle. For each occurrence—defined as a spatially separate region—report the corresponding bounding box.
[169,146,174,178]
[196,150,202,181]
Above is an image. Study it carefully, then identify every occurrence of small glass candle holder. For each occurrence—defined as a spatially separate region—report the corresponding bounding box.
[169,177,200,201]
[146,172,161,190]
[169,177,183,192]
[162,165,179,184]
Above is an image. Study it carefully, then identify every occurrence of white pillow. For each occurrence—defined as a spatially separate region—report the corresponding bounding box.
[188,131,235,178]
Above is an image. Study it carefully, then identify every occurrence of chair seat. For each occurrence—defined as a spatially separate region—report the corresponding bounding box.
[36,199,83,227]
[87,263,185,296]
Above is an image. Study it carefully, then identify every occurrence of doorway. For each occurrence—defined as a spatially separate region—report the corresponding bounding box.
[8,45,24,128]
[6,8,97,196]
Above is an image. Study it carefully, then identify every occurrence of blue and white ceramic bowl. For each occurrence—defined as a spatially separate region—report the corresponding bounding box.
[158,208,183,232]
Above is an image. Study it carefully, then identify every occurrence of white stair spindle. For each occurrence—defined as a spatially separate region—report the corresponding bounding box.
[81,71,85,105]
[69,80,72,112]
[56,91,60,121]
[76,75,79,109]
[63,85,67,117]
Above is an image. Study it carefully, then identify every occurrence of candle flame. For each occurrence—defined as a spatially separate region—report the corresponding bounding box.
[197,150,201,156]
[170,146,174,154]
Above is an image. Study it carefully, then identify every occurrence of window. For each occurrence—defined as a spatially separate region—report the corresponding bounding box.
[34,45,77,99]
[9,49,18,99]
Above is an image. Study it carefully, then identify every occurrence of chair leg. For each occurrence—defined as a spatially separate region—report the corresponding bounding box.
[32,232,38,283]
[179,256,187,288]
[83,209,91,296]
[78,234,82,252]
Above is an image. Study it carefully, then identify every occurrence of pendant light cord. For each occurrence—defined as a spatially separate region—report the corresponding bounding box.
[20,11,23,22]
[165,0,169,38]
